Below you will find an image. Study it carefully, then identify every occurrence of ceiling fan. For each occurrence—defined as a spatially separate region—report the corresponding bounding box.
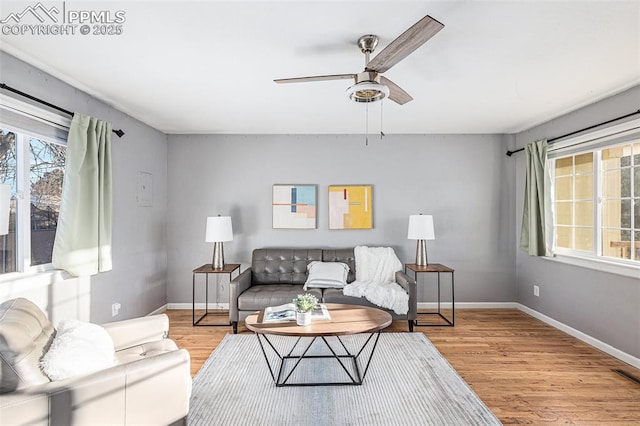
[274,15,444,105]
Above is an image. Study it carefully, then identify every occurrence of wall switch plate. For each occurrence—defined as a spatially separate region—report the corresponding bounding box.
[533,285,540,297]
[111,302,121,317]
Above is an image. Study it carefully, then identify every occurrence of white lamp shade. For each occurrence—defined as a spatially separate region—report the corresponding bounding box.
[205,216,233,242]
[0,184,10,236]
[407,214,435,240]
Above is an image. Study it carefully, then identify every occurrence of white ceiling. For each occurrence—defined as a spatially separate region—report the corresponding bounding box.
[1,1,639,135]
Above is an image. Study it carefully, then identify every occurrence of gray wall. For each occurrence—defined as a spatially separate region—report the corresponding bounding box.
[514,85,640,358]
[167,133,516,306]
[0,52,169,324]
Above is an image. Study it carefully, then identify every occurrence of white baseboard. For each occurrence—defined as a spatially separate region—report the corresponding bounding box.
[149,304,167,315]
[170,302,510,311]
[515,303,640,369]
[418,302,517,309]
[167,302,229,310]
[415,302,639,369]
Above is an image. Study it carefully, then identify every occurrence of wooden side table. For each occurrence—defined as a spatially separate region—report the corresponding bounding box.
[404,263,455,327]
[192,263,240,326]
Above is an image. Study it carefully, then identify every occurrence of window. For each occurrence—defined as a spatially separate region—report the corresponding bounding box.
[553,152,594,252]
[552,138,640,263]
[0,127,66,274]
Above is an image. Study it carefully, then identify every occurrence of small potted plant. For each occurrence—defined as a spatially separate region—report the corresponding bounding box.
[293,293,317,326]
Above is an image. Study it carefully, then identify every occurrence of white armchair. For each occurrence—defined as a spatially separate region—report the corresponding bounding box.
[0,298,191,426]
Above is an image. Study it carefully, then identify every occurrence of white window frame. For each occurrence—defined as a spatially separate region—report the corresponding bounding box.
[0,95,70,277]
[548,117,640,278]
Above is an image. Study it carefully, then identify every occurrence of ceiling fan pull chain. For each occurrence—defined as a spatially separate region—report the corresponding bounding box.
[365,102,369,146]
[380,100,385,140]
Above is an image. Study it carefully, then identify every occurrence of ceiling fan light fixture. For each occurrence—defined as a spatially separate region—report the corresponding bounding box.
[346,81,390,103]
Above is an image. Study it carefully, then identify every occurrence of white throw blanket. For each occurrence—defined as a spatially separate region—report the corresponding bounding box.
[343,246,409,315]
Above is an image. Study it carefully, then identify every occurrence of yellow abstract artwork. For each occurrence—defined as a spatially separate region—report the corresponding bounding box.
[328,185,373,230]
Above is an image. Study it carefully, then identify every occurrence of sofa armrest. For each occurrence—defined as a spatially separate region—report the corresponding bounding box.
[396,271,417,320]
[102,314,169,351]
[229,268,253,322]
[0,348,191,426]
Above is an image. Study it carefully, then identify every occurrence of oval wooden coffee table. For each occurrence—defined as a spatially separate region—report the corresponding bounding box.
[246,303,392,387]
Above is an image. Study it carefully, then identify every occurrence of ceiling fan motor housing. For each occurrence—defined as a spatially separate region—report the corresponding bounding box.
[355,71,380,84]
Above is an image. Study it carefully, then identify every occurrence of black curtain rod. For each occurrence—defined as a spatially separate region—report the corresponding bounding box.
[505,109,640,157]
[0,83,125,138]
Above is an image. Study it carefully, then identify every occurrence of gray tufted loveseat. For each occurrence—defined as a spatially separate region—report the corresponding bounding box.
[229,248,417,333]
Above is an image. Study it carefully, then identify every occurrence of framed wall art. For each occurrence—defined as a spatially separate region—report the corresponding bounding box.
[272,184,317,229]
[328,185,373,230]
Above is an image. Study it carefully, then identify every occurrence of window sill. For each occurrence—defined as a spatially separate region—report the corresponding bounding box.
[542,253,640,279]
[0,266,73,290]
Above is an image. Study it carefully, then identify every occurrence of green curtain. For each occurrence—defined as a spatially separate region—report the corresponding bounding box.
[53,113,112,276]
[520,139,552,256]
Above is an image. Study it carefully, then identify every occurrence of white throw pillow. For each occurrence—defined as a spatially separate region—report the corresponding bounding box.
[304,261,350,289]
[40,319,115,381]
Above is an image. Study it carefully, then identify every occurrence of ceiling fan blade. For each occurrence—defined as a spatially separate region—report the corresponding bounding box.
[274,74,355,84]
[366,15,444,74]
[380,76,413,105]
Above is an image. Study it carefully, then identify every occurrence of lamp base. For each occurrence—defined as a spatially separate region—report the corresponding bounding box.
[212,242,225,270]
[415,240,428,266]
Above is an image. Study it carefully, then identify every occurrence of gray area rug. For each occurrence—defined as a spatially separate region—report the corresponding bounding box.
[189,333,501,425]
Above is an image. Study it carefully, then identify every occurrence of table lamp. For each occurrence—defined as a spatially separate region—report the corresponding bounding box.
[407,214,435,266]
[205,216,233,270]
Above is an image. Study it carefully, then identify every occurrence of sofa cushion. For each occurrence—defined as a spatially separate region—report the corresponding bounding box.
[238,284,322,311]
[322,288,407,318]
[304,261,349,289]
[322,288,374,307]
[322,249,356,283]
[252,249,322,285]
[0,298,54,393]
[40,319,115,381]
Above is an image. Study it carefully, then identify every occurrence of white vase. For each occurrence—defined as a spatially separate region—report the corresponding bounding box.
[296,311,311,326]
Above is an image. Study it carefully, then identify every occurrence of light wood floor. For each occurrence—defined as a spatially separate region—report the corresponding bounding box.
[166,309,640,425]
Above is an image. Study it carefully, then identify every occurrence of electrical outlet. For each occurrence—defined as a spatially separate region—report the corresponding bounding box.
[533,285,540,297]
[111,302,121,317]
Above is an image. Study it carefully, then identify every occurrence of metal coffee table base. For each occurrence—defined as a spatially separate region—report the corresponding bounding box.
[255,332,382,387]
